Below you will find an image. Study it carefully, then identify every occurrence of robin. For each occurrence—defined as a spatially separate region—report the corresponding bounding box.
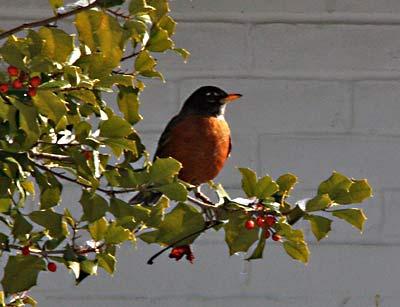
[131,85,242,204]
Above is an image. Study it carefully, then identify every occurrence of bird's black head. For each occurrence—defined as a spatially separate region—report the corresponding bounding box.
[180,86,242,117]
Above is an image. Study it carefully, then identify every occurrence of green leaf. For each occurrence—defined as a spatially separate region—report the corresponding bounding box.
[246,234,266,261]
[135,50,156,73]
[97,253,116,275]
[0,198,11,213]
[40,187,62,209]
[129,0,155,15]
[147,0,169,22]
[0,291,4,307]
[304,215,332,241]
[277,222,305,243]
[32,91,67,124]
[255,175,279,199]
[276,173,298,196]
[88,217,109,241]
[145,196,169,227]
[1,255,46,294]
[12,214,33,237]
[147,27,173,52]
[80,191,108,223]
[147,203,205,245]
[332,208,367,231]
[49,0,64,9]
[38,27,74,63]
[224,213,259,255]
[283,241,309,264]
[334,179,373,205]
[305,194,333,212]
[11,100,40,148]
[104,222,132,244]
[173,48,190,62]
[158,15,176,36]
[99,116,133,138]
[157,182,188,201]
[29,210,64,237]
[238,168,257,198]
[149,157,181,184]
[75,10,123,65]
[117,86,142,125]
[80,260,98,275]
[318,171,352,198]
[103,138,137,157]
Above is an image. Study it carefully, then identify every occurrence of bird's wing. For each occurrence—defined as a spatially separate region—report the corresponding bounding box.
[154,114,182,160]
[227,135,232,158]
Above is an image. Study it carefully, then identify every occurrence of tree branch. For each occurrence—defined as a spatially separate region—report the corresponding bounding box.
[147,220,223,265]
[0,0,100,40]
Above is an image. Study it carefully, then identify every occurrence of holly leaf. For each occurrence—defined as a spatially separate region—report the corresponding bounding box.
[283,241,309,264]
[29,210,65,238]
[48,0,64,9]
[276,173,298,196]
[238,168,257,198]
[104,222,132,244]
[99,116,133,138]
[32,91,67,124]
[305,194,333,212]
[1,255,46,294]
[318,172,352,198]
[149,157,181,184]
[332,208,367,231]
[117,86,142,125]
[96,253,116,275]
[38,27,74,63]
[304,215,332,241]
[255,175,278,199]
[88,217,109,241]
[80,191,108,223]
[157,182,188,201]
[333,180,373,205]
[224,213,259,255]
[12,214,33,237]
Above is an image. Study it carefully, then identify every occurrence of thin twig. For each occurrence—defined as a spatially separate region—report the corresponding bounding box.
[121,51,140,62]
[0,0,100,40]
[29,151,73,163]
[187,195,216,209]
[147,220,223,265]
[106,8,131,19]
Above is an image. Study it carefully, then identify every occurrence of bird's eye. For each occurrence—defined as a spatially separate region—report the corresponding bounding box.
[212,92,218,96]
[206,92,212,96]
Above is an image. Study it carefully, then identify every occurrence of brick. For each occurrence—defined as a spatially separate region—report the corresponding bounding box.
[354,81,400,135]
[170,0,327,14]
[382,191,400,240]
[253,24,400,72]
[259,135,400,190]
[335,0,400,13]
[135,81,179,131]
[180,79,351,134]
[32,243,400,303]
[157,23,250,72]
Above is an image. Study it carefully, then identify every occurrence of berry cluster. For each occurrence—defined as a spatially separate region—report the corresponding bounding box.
[169,245,195,263]
[21,245,57,272]
[244,204,281,241]
[0,66,41,97]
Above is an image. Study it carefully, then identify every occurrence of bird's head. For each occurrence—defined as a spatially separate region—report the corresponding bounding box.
[180,86,242,117]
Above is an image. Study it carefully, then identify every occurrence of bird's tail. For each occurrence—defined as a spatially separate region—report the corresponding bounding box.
[129,190,162,205]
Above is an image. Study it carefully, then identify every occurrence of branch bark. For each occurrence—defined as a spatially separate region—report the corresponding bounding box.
[0,0,99,40]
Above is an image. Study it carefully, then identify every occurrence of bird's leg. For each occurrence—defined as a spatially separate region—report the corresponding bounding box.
[194,186,215,221]
[194,186,213,205]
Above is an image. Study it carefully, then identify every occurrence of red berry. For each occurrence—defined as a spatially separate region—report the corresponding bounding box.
[12,79,23,89]
[244,220,255,230]
[29,76,41,87]
[0,84,8,94]
[7,66,19,77]
[47,262,57,272]
[272,234,281,242]
[264,229,271,239]
[255,203,264,211]
[169,245,194,263]
[21,246,30,256]
[256,216,265,227]
[28,87,37,97]
[265,215,276,227]
[82,150,93,160]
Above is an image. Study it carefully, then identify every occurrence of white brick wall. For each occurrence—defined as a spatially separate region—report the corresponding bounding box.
[2,0,400,306]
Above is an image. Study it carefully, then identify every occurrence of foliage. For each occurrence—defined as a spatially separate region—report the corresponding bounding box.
[0,0,373,305]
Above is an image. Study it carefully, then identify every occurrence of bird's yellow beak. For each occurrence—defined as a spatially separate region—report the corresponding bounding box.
[221,93,242,104]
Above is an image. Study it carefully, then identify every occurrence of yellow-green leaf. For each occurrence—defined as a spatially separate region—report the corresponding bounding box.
[283,241,309,264]
[38,27,74,63]
[304,215,332,241]
[305,194,333,212]
[332,208,367,231]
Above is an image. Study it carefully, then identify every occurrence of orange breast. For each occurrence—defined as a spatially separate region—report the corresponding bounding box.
[157,115,231,185]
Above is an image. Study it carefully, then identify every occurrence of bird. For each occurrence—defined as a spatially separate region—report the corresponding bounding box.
[131,85,242,204]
